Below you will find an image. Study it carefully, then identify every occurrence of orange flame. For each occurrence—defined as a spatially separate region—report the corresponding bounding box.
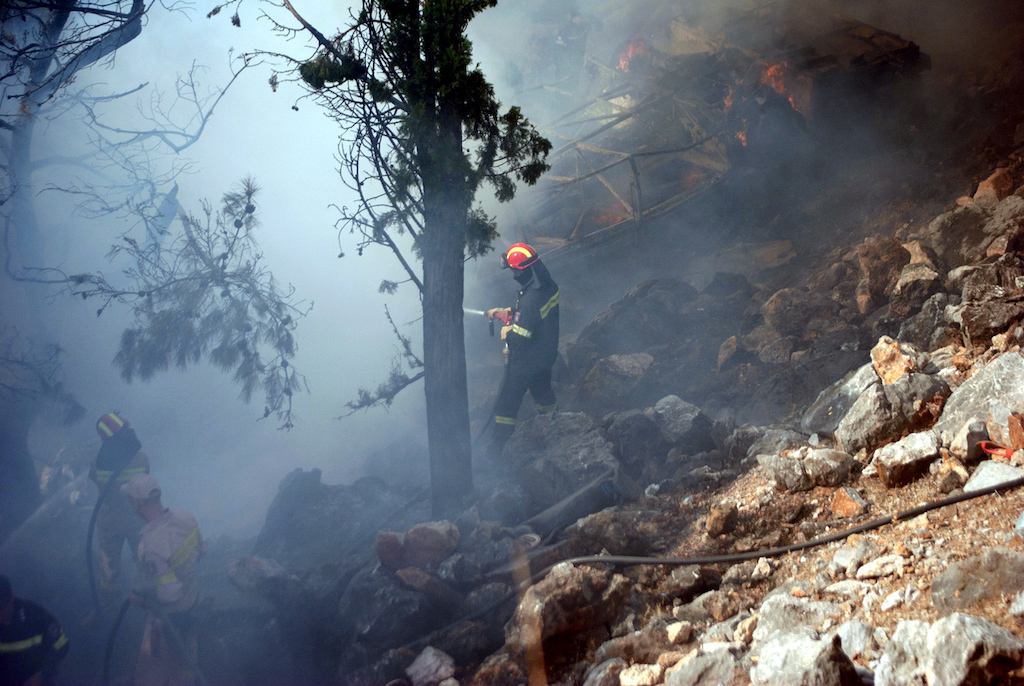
[724,87,734,113]
[761,62,788,95]
[618,39,649,72]
[736,118,748,146]
[681,167,704,190]
[593,207,630,225]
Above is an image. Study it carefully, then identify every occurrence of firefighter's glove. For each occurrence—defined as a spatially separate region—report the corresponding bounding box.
[500,325,513,341]
[487,307,512,325]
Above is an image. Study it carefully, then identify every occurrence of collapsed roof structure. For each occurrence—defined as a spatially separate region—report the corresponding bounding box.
[491,0,930,273]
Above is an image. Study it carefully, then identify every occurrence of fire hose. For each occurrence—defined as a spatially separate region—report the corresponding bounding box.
[400,473,1024,653]
[102,593,209,686]
[86,462,130,620]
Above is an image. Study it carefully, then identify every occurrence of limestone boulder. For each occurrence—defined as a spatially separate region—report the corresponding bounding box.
[934,353,1024,437]
[870,336,921,384]
[651,396,715,454]
[897,293,961,352]
[753,593,844,643]
[606,410,670,481]
[574,353,654,412]
[802,364,879,436]
[503,412,620,511]
[505,563,630,658]
[922,203,990,267]
[925,613,1024,686]
[760,287,840,337]
[858,235,911,309]
[873,430,940,488]
[932,548,1024,613]
[889,262,942,317]
[751,630,859,686]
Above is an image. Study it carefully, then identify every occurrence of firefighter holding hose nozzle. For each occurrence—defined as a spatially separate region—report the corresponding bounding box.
[484,243,560,457]
[123,473,204,686]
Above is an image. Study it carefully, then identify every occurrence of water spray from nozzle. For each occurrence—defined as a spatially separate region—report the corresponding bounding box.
[463,308,487,316]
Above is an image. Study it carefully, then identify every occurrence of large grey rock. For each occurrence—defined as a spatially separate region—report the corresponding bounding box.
[898,293,961,352]
[652,396,715,453]
[934,353,1024,436]
[337,565,444,650]
[931,547,1024,613]
[874,430,940,488]
[948,418,988,462]
[606,411,670,480]
[505,563,630,658]
[832,620,875,660]
[923,203,990,266]
[405,647,455,686]
[883,373,949,421]
[802,363,880,436]
[747,428,806,459]
[925,613,1024,685]
[582,658,627,686]
[757,453,811,493]
[963,460,1024,493]
[503,412,620,510]
[666,648,740,686]
[875,620,929,686]
[803,449,856,487]
[758,448,856,493]
[751,630,860,686]
[836,373,949,455]
[835,384,898,454]
[574,353,654,412]
[890,262,942,317]
[752,593,844,643]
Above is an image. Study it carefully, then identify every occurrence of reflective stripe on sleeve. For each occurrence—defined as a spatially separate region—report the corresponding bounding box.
[540,291,559,319]
[494,416,517,426]
[0,635,43,652]
[511,324,532,338]
[155,571,179,586]
[52,633,68,650]
[168,527,200,569]
[95,466,148,485]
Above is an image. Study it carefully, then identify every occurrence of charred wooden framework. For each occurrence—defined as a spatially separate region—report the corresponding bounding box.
[509,1,930,268]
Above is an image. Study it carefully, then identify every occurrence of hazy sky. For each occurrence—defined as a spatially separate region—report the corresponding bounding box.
[26,2,441,535]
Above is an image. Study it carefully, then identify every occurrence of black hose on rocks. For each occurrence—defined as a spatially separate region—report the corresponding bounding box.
[401,474,1024,653]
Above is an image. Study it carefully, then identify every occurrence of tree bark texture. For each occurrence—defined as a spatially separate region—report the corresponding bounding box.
[419,111,474,518]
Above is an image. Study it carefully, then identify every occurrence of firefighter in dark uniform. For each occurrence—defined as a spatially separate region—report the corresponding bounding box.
[90,413,150,598]
[0,575,69,686]
[486,243,560,450]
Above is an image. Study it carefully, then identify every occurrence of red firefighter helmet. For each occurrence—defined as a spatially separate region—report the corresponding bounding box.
[96,412,128,440]
[502,243,539,270]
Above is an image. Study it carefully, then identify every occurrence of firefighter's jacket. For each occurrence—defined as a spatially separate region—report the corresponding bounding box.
[506,263,559,369]
[138,509,203,614]
[90,430,150,533]
[0,599,69,686]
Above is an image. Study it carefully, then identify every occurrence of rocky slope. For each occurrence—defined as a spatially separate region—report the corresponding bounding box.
[222,161,1024,686]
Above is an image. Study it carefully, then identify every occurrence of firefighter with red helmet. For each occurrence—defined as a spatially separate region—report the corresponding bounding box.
[90,412,150,595]
[485,243,560,450]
